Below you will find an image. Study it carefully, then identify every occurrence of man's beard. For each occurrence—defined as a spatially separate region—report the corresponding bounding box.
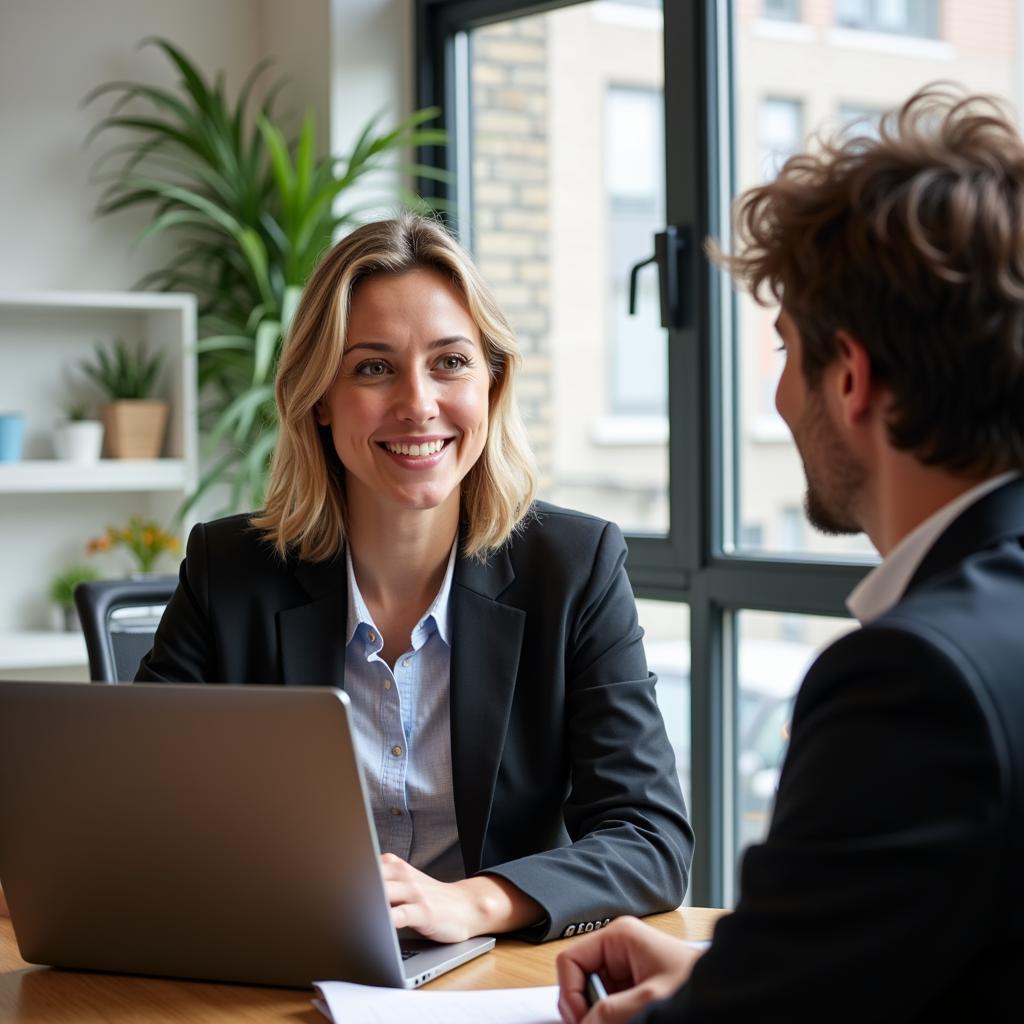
[795,389,865,536]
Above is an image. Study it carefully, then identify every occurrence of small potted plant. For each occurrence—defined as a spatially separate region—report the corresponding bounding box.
[52,400,104,464]
[87,516,180,576]
[49,563,102,631]
[81,338,167,458]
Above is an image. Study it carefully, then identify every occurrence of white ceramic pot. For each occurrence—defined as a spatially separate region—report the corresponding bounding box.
[53,420,104,464]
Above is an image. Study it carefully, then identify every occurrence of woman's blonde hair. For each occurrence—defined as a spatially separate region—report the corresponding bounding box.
[253,214,537,562]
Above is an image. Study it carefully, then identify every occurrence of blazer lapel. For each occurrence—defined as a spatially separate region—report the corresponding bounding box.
[278,554,349,688]
[450,546,525,875]
[906,476,1024,596]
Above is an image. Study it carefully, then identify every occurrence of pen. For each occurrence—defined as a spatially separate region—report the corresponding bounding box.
[585,971,608,1008]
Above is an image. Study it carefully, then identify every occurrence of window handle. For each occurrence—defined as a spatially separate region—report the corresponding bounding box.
[627,226,689,329]
[628,253,658,315]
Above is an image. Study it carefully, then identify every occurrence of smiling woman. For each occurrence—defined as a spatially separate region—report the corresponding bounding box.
[315,268,491,528]
[136,214,694,945]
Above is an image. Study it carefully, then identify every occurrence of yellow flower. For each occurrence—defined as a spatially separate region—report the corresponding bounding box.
[86,517,179,573]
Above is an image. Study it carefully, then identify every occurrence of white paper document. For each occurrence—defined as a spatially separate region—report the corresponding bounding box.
[313,940,710,1022]
[313,981,561,1024]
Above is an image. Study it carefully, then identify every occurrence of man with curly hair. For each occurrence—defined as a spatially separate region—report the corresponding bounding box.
[557,85,1024,1023]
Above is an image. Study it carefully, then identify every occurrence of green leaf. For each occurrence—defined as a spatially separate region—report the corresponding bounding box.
[252,319,281,386]
[281,285,303,331]
[402,162,454,184]
[294,110,316,212]
[237,228,275,309]
[233,55,275,140]
[196,334,253,354]
[258,116,296,222]
[123,174,244,234]
[132,209,223,249]
[206,384,275,449]
[141,38,217,120]
[84,115,210,160]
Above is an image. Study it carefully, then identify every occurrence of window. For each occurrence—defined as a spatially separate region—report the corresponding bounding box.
[763,0,801,21]
[838,102,886,138]
[419,0,864,909]
[758,97,802,180]
[607,86,666,416]
[422,0,997,908]
[735,612,856,856]
[461,2,669,537]
[641,599,691,807]
[835,0,939,38]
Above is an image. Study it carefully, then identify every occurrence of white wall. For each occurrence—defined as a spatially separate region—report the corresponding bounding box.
[261,0,333,155]
[329,0,413,158]
[0,0,410,294]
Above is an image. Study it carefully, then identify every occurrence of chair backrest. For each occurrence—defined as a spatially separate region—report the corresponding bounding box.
[74,577,178,683]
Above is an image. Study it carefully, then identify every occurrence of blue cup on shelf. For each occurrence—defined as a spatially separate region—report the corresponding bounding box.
[0,413,25,462]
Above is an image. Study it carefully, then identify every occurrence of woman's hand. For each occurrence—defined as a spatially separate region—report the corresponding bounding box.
[380,853,543,942]
[556,916,704,1024]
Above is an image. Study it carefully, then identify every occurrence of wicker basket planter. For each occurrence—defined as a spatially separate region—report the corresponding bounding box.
[101,400,169,459]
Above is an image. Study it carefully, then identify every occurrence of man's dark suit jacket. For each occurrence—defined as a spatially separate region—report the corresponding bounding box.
[137,501,693,942]
[639,477,1024,1020]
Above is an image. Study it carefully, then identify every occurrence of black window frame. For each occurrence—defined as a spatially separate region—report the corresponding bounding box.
[416,0,869,909]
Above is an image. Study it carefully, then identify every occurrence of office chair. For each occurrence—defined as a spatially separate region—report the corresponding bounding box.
[74,576,178,683]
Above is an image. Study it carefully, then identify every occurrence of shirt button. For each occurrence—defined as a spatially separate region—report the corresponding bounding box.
[390,807,402,817]
[391,745,403,757]
[402,657,412,667]
[383,679,392,691]
[367,630,377,644]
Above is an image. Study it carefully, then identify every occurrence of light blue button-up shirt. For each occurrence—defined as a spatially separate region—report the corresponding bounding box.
[343,543,465,882]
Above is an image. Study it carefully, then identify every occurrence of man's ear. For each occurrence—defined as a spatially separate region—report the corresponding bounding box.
[833,329,874,424]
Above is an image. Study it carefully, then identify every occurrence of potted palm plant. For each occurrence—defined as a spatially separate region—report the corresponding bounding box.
[85,39,448,511]
[81,339,167,458]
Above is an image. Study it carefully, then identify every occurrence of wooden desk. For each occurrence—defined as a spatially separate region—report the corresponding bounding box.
[0,908,725,1022]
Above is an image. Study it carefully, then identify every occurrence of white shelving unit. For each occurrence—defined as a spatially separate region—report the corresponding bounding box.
[0,459,187,493]
[0,291,198,679]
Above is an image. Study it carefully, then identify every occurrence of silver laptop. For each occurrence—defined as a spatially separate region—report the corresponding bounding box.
[0,681,494,988]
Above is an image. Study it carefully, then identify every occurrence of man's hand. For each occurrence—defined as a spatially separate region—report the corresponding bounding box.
[556,916,704,1024]
[380,853,543,942]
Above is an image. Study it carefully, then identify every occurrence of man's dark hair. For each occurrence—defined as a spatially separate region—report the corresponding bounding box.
[713,85,1024,473]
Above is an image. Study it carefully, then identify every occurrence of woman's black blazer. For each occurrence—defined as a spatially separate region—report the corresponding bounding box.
[137,500,694,941]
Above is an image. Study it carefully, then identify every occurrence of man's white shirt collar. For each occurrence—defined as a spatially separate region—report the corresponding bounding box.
[846,471,1020,624]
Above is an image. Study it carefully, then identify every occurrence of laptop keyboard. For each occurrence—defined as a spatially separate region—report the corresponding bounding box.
[399,947,419,960]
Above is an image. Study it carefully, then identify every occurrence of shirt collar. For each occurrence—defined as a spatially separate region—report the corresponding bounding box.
[846,471,1020,623]
[345,540,458,649]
